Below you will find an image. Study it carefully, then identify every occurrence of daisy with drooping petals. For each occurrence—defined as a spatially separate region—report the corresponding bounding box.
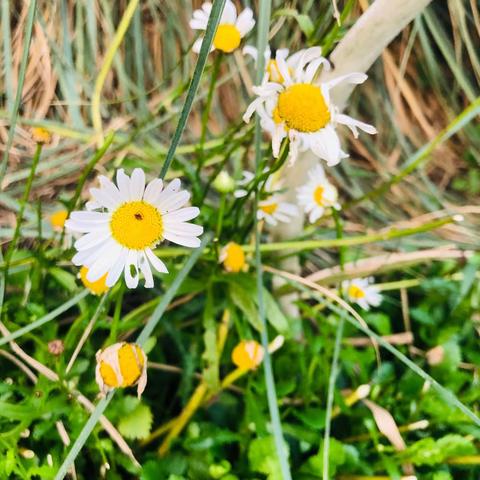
[297,164,340,223]
[65,168,203,289]
[342,277,382,310]
[243,47,377,166]
[96,342,147,398]
[190,0,255,54]
[232,335,284,371]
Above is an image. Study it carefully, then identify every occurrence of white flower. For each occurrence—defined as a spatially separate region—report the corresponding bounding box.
[243,47,377,166]
[65,168,203,289]
[233,170,255,198]
[257,175,297,226]
[342,277,382,310]
[190,0,255,54]
[297,163,340,223]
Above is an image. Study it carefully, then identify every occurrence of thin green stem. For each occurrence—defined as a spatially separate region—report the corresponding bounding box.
[3,144,42,277]
[0,0,37,183]
[323,316,345,480]
[159,0,227,179]
[1,0,13,113]
[254,1,291,479]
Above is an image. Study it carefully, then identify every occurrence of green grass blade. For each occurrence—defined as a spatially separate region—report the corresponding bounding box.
[0,0,37,184]
[54,234,211,479]
[159,0,227,179]
[1,0,13,113]
[253,1,292,479]
[0,290,89,347]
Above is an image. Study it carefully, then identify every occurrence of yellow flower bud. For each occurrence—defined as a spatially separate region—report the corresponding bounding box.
[95,342,147,398]
[50,210,68,230]
[232,340,264,370]
[31,127,52,144]
[79,266,109,295]
[219,242,247,273]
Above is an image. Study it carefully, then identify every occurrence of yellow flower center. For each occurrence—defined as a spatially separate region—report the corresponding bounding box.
[110,201,163,250]
[274,83,330,132]
[348,284,366,300]
[223,242,246,273]
[213,24,241,53]
[232,340,264,370]
[80,266,109,295]
[50,210,68,229]
[100,343,144,388]
[313,186,325,206]
[260,203,278,215]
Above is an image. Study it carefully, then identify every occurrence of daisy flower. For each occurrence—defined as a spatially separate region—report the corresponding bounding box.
[342,277,382,310]
[220,241,247,272]
[50,210,68,230]
[190,0,255,54]
[65,168,203,289]
[96,342,147,398]
[297,163,340,223]
[243,47,377,165]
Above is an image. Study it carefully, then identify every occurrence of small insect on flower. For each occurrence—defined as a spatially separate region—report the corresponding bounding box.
[50,210,68,230]
[31,127,52,144]
[95,342,147,398]
[220,241,247,272]
[190,0,255,54]
[65,168,203,289]
[79,266,109,295]
[243,47,377,166]
[297,163,340,223]
[342,277,382,311]
[232,340,264,370]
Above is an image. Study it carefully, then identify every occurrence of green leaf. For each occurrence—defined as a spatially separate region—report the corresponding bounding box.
[248,436,289,480]
[118,401,153,440]
[275,8,314,37]
[49,267,77,292]
[263,288,290,334]
[229,283,262,331]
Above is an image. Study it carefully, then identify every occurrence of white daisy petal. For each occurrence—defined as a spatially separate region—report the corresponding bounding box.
[129,168,146,200]
[124,250,140,289]
[87,242,123,282]
[89,187,121,210]
[116,169,131,199]
[236,7,255,36]
[163,222,204,237]
[163,232,201,248]
[143,178,164,203]
[145,248,169,274]
[221,0,237,24]
[335,113,377,137]
[139,252,154,289]
[106,251,127,287]
[69,211,110,223]
[163,206,199,223]
[157,190,190,213]
[74,230,111,251]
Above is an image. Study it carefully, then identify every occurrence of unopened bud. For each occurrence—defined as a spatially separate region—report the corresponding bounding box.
[48,339,64,356]
[213,171,235,194]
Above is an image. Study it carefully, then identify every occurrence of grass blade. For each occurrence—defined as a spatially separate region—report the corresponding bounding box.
[1,0,13,113]
[159,0,227,179]
[0,0,37,184]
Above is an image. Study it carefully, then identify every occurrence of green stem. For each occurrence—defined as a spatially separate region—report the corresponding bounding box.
[323,316,345,480]
[3,144,42,277]
[254,1,291,479]
[0,0,37,183]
